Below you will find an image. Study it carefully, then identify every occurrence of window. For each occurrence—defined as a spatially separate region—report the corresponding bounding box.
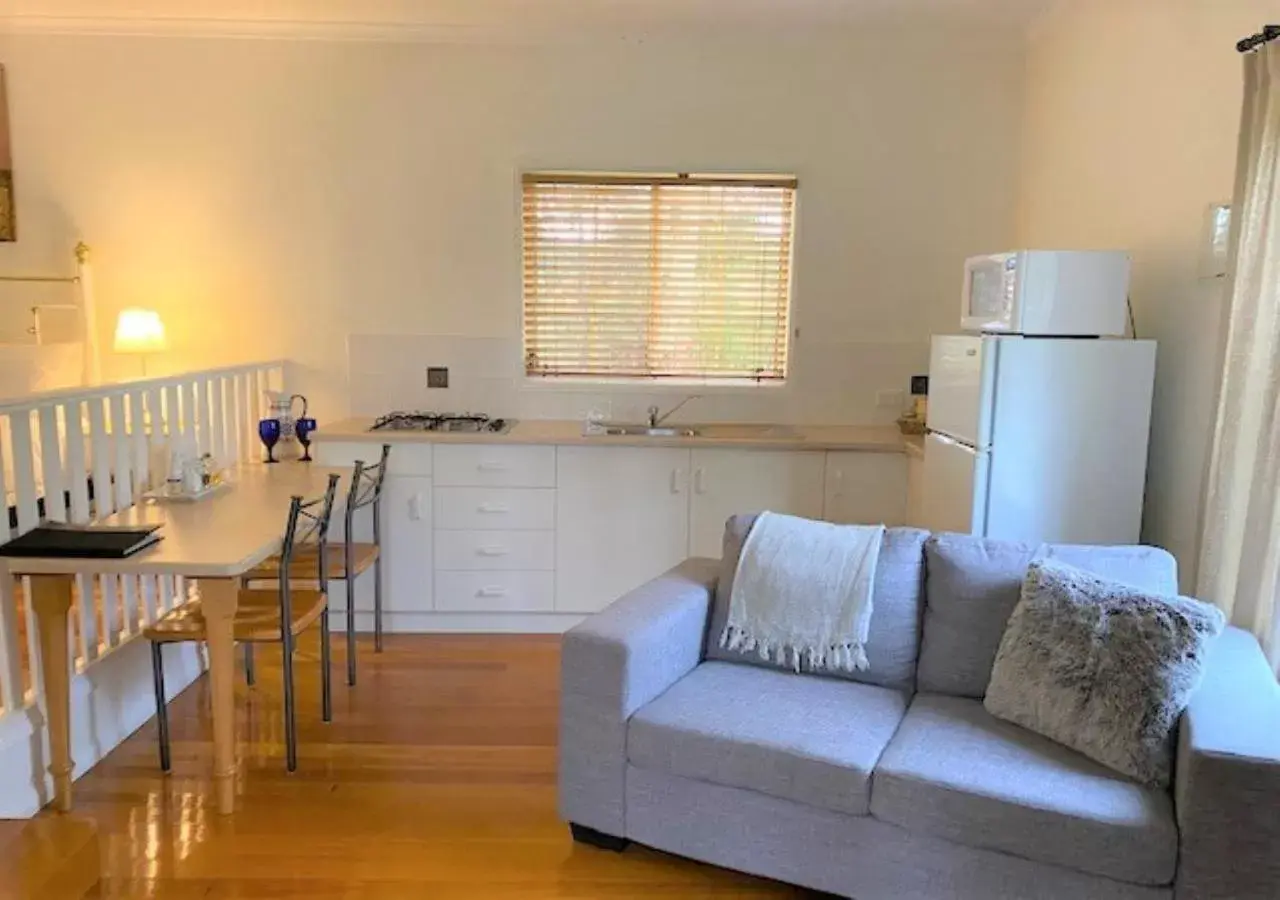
[522,172,797,382]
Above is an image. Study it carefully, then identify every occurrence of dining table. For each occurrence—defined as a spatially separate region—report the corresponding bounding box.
[4,461,345,816]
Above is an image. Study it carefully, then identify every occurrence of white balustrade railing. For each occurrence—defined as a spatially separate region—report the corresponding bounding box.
[0,360,285,717]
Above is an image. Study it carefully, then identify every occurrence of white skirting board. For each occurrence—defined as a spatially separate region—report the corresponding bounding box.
[338,610,585,634]
[0,639,205,818]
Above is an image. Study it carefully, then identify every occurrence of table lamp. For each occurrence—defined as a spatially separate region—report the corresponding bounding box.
[113,308,167,377]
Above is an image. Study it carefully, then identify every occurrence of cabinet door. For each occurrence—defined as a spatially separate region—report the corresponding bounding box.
[688,449,826,558]
[823,452,908,527]
[377,476,433,613]
[555,447,691,613]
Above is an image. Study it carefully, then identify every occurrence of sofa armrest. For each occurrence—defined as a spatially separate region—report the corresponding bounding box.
[1175,626,1280,899]
[558,558,718,836]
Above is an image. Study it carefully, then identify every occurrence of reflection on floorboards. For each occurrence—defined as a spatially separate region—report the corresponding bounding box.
[62,633,808,898]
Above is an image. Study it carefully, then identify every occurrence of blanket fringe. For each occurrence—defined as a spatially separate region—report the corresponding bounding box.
[720,625,869,673]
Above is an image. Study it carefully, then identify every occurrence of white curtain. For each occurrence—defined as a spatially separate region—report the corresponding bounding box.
[1198,43,1280,673]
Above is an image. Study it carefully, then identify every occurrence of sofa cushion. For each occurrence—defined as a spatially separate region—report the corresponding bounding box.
[985,559,1225,787]
[917,534,1179,698]
[708,515,928,693]
[628,661,908,817]
[870,693,1179,887]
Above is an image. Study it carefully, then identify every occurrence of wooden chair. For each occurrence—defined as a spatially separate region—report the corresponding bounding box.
[244,444,390,686]
[144,473,341,773]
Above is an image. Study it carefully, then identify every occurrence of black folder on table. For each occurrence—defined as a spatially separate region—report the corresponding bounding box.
[0,523,162,559]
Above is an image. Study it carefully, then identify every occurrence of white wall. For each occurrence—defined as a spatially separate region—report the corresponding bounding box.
[1018,0,1270,587]
[0,24,1025,424]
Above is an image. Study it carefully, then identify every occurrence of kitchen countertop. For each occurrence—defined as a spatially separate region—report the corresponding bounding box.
[312,418,907,453]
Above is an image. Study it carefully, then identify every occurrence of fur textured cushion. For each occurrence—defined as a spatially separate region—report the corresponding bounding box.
[984,559,1225,787]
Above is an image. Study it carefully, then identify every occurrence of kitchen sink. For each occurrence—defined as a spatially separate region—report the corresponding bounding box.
[590,422,801,440]
[598,424,700,437]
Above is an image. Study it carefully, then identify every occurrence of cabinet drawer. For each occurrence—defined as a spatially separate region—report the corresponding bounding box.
[434,571,554,612]
[434,487,555,531]
[434,530,554,571]
[314,440,431,476]
[433,445,555,487]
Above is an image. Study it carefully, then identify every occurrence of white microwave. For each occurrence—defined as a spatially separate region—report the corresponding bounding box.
[961,250,1131,336]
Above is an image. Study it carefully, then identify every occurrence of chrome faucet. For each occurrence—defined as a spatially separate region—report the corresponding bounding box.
[647,395,700,429]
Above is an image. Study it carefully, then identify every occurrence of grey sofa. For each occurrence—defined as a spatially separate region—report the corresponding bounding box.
[558,525,1280,900]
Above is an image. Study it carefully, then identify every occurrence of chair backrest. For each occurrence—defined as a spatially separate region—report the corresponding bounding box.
[278,473,341,612]
[345,444,391,541]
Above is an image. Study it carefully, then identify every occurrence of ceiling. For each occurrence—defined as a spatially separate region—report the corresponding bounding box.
[0,0,1057,41]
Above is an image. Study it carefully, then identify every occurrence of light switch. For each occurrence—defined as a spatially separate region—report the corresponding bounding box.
[408,492,424,521]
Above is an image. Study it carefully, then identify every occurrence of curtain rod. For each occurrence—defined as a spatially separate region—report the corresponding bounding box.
[1238,24,1280,53]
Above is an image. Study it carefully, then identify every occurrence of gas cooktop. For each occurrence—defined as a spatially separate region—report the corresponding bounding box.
[369,411,514,434]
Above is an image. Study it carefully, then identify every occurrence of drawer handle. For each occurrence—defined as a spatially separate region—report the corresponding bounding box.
[477,587,509,598]
[477,503,511,514]
[477,462,509,472]
[477,546,509,557]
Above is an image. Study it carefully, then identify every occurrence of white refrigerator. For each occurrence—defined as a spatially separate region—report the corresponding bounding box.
[922,334,1157,545]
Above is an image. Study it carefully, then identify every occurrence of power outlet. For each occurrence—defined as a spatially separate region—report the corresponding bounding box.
[427,367,449,389]
[876,389,905,410]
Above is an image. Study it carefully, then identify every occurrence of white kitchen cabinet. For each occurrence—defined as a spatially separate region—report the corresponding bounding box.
[688,449,827,558]
[375,476,433,612]
[555,446,691,613]
[823,452,908,527]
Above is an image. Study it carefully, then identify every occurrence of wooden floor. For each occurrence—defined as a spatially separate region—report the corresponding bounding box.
[55,633,811,898]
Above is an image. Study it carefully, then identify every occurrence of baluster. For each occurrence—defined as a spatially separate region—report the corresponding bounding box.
[37,405,67,524]
[164,383,182,443]
[87,399,120,646]
[109,393,139,635]
[211,376,228,468]
[9,411,42,696]
[129,389,150,494]
[0,428,21,712]
[226,374,242,465]
[62,402,96,663]
[159,574,175,614]
[240,371,257,463]
[10,411,39,530]
[182,380,198,449]
[134,390,162,625]
[198,377,214,458]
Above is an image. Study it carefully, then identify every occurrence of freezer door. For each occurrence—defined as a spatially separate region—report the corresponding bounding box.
[921,432,989,536]
[926,335,996,448]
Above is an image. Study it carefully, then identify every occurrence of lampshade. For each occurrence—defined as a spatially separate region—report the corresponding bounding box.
[113,308,167,354]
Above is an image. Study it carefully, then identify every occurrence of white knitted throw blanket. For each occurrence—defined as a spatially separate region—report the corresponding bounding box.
[721,512,885,673]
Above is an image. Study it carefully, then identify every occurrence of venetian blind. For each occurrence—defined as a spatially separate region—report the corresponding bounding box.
[522,173,796,381]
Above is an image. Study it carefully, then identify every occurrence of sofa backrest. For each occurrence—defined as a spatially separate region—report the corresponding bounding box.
[916,533,1180,698]
[706,513,928,694]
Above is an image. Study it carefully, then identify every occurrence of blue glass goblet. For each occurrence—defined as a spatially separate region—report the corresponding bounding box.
[295,417,316,462]
[258,418,281,464]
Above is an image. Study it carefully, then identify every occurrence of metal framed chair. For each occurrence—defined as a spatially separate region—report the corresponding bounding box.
[143,473,341,773]
[245,444,390,685]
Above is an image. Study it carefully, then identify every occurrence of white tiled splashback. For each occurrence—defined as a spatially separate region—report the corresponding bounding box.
[347,334,928,426]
